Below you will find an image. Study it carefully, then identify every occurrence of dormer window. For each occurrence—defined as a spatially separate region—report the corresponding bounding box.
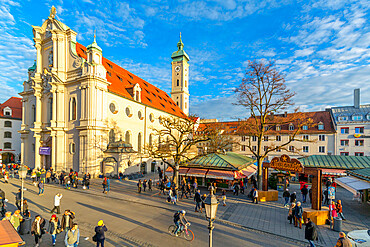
[3,107,12,117]
[318,122,324,130]
[276,125,281,131]
[289,124,294,131]
[352,114,363,121]
[133,83,141,102]
[338,115,348,121]
[302,125,308,130]
[367,114,370,120]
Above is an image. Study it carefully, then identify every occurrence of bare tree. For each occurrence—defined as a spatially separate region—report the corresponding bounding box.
[235,60,314,189]
[145,116,209,187]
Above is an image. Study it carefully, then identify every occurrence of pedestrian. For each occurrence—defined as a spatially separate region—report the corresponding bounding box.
[31,215,46,247]
[301,185,308,203]
[106,177,110,192]
[288,202,296,224]
[0,188,5,217]
[61,210,75,231]
[283,189,290,208]
[240,180,244,194]
[180,182,187,199]
[309,188,312,203]
[46,169,51,184]
[219,189,227,206]
[336,200,346,220]
[194,190,202,212]
[137,179,142,193]
[290,192,297,203]
[15,189,22,210]
[148,179,152,191]
[31,170,37,185]
[186,183,192,198]
[233,183,239,196]
[94,220,108,247]
[102,177,107,194]
[330,201,338,220]
[143,179,147,192]
[159,180,165,195]
[23,199,30,217]
[2,211,12,221]
[294,201,303,229]
[38,180,44,195]
[335,232,352,247]
[50,193,63,214]
[48,214,61,246]
[201,194,206,212]
[304,218,318,247]
[4,172,9,183]
[253,188,258,204]
[172,187,178,205]
[10,210,23,232]
[193,180,198,194]
[323,190,329,204]
[64,223,80,247]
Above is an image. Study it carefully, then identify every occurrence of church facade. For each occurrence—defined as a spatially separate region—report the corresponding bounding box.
[19,8,190,175]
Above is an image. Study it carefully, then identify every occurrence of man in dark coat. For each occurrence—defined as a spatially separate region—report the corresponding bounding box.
[194,190,202,212]
[305,218,318,247]
[301,185,308,203]
[15,189,21,210]
[61,210,75,231]
[31,215,46,247]
[283,189,290,207]
[95,220,108,247]
[290,192,297,203]
[335,232,352,247]
[0,188,6,217]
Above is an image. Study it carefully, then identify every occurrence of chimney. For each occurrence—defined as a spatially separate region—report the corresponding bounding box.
[284,111,287,117]
[354,88,360,108]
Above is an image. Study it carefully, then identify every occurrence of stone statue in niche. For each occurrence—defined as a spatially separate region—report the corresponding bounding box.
[48,50,53,67]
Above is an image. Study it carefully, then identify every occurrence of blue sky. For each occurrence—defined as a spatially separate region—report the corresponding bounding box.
[0,0,369,120]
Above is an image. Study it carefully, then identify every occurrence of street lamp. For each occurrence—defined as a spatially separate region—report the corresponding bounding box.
[204,186,219,247]
[18,165,27,215]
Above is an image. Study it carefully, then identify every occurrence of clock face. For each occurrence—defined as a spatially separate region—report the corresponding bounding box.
[175,66,181,72]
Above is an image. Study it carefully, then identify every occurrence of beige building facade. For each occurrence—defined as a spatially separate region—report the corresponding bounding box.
[19,8,189,175]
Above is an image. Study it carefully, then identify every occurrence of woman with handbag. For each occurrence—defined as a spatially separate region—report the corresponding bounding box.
[288,202,296,224]
[94,220,108,247]
[48,214,61,246]
[31,215,46,247]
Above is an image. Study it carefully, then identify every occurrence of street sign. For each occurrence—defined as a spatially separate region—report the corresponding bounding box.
[328,186,335,199]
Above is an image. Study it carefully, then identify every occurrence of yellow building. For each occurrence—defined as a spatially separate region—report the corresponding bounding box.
[19,7,190,176]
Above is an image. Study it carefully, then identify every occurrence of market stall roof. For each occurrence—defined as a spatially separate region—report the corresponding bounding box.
[335,176,370,194]
[0,220,23,246]
[238,164,257,178]
[165,167,189,175]
[186,152,255,171]
[347,168,370,182]
[298,155,370,170]
[206,170,234,180]
[321,169,347,176]
[186,168,208,177]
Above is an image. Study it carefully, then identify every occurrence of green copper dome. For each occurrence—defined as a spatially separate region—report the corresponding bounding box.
[28,61,36,72]
[171,33,189,62]
[87,34,102,52]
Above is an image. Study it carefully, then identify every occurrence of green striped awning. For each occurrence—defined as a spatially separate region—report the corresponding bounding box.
[298,155,370,170]
[347,168,370,182]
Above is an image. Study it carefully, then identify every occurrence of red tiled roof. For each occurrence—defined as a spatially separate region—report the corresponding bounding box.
[0,97,22,119]
[75,43,187,119]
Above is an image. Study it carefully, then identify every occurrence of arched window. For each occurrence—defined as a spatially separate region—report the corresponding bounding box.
[4,142,11,149]
[149,134,153,146]
[176,79,179,87]
[70,98,77,120]
[32,105,36,122]
[4,132,12,138]
[4,121,11,127]
[138,133,142,153]
[125,131,131,144]
[289,123,294,131]
[70,143,75,154]
[109,129,115,143]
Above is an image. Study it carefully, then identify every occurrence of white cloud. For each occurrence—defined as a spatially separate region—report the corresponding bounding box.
[294,48,314,57]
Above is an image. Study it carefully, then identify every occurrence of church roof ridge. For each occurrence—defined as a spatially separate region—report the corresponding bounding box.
[75,43,187,119]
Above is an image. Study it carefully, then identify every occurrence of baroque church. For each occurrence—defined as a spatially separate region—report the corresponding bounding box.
[19,7,190,175]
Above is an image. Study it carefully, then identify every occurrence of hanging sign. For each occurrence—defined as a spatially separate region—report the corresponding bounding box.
[268,154,303,173]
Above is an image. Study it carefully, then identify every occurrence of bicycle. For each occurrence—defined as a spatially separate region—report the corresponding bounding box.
[168,223,194,241]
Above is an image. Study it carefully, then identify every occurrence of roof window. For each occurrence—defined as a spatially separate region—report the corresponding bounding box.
[144,82,148,87]
[160,103,165,108]
[158,96,162,100]
[107,71,111,77]
[145,89,150,94]
[128,73,133,80]
[117,75,123,82]
[156,89,160,93]
[146,97,152,102]
[352,114,363,121]
[152,93,157,97]
[171,108,176,112]
[107,63,113,69]
[338,116,348,121]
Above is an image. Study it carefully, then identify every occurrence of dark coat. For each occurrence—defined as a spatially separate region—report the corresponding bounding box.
[194,192,202,202]
[283,191,290,198]
[305,221,318,241]
[295,206,303,218]
[301,187,308,195]
[336,237,352,247]
[290,193,296,203]
[48,219,60,234]
[31,218,46,235]
[95,225,108,241]
[61,213,75,229]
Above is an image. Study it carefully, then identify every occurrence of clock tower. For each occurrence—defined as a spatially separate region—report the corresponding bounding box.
[171,33,190,116]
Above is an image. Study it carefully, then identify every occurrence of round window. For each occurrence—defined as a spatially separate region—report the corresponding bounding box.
[149,113,154,122]
[109,102,118,114]
[126,106,132,117]
[138,111,143,120]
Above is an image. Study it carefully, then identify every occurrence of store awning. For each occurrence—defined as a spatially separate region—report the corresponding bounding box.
[335,176,370,194]
[187,168,208,177]
[239,164,257,179]
[0,220,23,246]
[206,170,234,180]
[165,167,189,176]
[321,169,347,176]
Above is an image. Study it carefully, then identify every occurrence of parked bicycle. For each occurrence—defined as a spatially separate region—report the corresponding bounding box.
[168,222,194,241]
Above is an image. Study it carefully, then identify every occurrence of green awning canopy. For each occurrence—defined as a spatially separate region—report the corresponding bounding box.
[298,155,370,170]
[186,152,255,171]
[347,168,370,182]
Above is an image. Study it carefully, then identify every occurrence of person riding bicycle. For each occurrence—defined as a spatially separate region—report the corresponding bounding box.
[173,210,189,236]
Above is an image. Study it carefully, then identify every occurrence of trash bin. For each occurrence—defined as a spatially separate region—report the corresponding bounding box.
[333,217,342,232]
[19,217,31,235]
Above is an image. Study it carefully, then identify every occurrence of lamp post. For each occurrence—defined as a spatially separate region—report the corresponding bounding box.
[204,186,219,247]
[18,165,28,215]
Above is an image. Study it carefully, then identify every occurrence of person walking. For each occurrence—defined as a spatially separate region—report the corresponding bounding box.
[240,180,244,194]
[106,177,110,193]
[143,179,147,192]
[61,210,75,232]
[64,223,80,247]
[23,199,30,217]
[10,210,23,232]
[50,193,63,214]
[323,190,329,204]
[0,188,5,217]
[301,185,308,203]
[283,189,290,208]
[15,189,22,210]
[290,192,297,203]
[38,180,44,195]
[2,211,12,221]
[159,180,165,195]
[233,183,239,196]
[172,187,178,205]
[48,214,60,246]
[102,177,107,194]
[180,182,187,199]
[193,180,198,194]
[336,200,346,220]
[335,232,352,247]
[148,179,152,191]
[329,201,338,220]
[194,190,202,212]
[288,202,296,224]
[305,218,318,247]
[186,183,192,198]
[252,188,258,204]
[31,215,46,247]
[94,220,108,247]
[137,179,142,193]
[31,170,37,185]
[294,201,303,229]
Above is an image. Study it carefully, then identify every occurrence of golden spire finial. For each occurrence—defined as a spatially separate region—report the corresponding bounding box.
[94,30,96,42]
[180,32,182,40]
[50,6,56,19]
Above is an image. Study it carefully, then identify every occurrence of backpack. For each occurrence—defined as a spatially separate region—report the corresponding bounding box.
[173,211,180,221]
